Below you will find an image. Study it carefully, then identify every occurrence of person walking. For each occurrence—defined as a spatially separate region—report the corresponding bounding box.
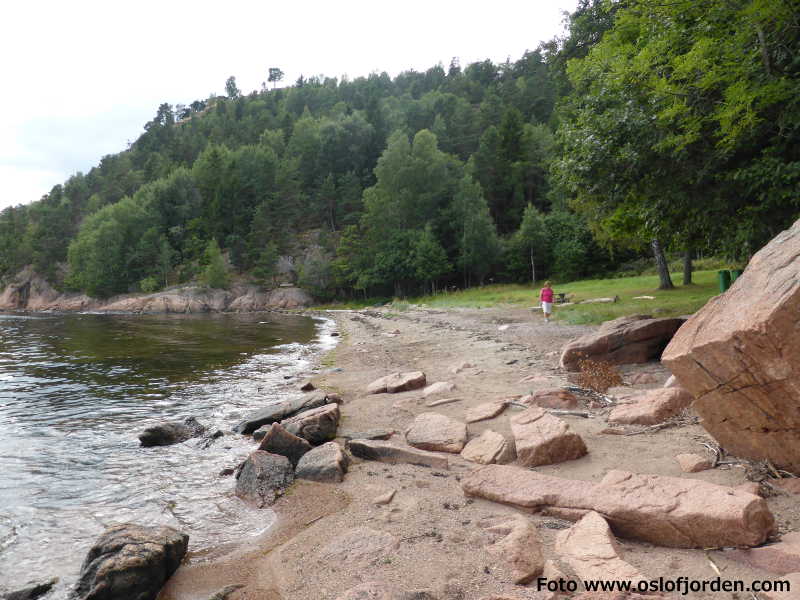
[539,281,554,323]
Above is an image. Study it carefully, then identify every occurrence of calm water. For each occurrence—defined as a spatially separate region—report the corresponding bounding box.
[0,311,336,595]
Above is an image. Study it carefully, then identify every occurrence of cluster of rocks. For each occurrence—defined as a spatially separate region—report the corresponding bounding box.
[235,391,348,507]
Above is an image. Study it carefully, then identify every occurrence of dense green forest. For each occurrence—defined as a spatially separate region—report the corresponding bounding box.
[1,0,797,299]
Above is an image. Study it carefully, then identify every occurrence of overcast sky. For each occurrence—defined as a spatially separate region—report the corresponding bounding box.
[0,0,577,211]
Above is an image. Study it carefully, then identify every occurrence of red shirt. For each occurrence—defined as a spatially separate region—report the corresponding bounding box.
[540,287,554,303]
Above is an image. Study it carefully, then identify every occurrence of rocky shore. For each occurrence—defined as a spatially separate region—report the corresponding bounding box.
[0,267,312,313]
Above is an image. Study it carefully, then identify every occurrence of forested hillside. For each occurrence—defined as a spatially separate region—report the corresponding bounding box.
[1,0,797,300]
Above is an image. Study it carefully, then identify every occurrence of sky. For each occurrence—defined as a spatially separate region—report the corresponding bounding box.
[0,0,578,211]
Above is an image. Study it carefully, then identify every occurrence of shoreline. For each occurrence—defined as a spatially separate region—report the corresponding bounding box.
[155,304,800,600]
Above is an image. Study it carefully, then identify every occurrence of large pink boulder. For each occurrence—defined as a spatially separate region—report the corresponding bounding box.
[662,218,800,470]
[511,407,587,467]
[561,315,685,372]
[461,465,775,548]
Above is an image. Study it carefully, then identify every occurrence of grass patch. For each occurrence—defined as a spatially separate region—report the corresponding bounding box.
[313,270,724,326]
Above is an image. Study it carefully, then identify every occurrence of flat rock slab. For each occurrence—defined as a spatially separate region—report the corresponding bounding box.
[461,465,775,548]
[607,388,693,426]
[466,399,508,423]
[511,407,587,467]
[405,412,467,453]
[422,381,457,397]
[675,453,712,473]
[724,531,800,575]
[73,524,188,600]
[348,439,448,470]
[561,315,685,372]
[235,451,294,508]
[461,430,515,465]
[295,441,349,483]
[367,371,426,394]
[663,218,800,470]
[257,422,312,467]
[339,429,395,441]
[486,517,544,584]
[556,511,644,585]
[234,392,330,434]
[280,403,340,445]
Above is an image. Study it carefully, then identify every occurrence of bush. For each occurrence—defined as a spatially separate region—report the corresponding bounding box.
[202,239,230,289]
[140,276,159,293]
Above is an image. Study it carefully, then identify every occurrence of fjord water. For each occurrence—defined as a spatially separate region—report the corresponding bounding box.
[0,311,335,594]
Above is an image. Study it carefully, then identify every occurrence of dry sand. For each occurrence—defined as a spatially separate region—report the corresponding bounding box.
[159,305,800,600]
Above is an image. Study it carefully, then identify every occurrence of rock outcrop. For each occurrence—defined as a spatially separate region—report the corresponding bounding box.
[73,524,188,600]
[560,315,685,372]
[280,403,340,445]
[607,388,693,426]
[367,372,427,394]
[233,392,331,434]
[257,423,312,467]
[510,407,587,467]
[295,441,349,482]
[138,417,205,447]
[462,465,774,548]
[235,451,294,507]
[405,412,467,453]
[0,267,313,313]
[662,218,800,471]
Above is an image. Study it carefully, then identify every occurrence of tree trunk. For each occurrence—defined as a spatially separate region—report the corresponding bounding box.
[682,248,693,285]
[651,239,674,290]
[530,246,536,284]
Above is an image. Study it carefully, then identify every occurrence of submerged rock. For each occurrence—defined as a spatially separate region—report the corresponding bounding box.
[138,417,205,447]
[2,578,58,600]
[72,524,188,600]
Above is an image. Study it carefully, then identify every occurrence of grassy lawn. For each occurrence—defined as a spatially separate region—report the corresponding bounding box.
[315,270,726,325]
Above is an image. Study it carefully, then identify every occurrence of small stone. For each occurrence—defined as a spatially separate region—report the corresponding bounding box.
[423,381,458,397]
[486,516,544,584]
[300,380,315,391]
[511,407,587,467]
[607,388,693,426]
[451,362,474,374]
[374,489,396,505]
[520,388,579,410]
[367,371,426,394]
[556,511,645,586]
[460,430,515,465]
[675,453,712,473]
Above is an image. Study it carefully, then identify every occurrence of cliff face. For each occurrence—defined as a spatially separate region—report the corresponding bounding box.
[0,268,313,313]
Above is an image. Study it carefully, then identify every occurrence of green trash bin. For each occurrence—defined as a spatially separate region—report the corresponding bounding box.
[730,269,743,281]
[718,270,731,293]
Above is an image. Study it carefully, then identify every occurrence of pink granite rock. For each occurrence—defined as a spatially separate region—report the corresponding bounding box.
[466,399,509,423]
[367,371,427,394]
[675,453,712,473]
[511,407,587,467]
[607,388,693,426]
[405,412,467,453]
[461,430,516,465]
